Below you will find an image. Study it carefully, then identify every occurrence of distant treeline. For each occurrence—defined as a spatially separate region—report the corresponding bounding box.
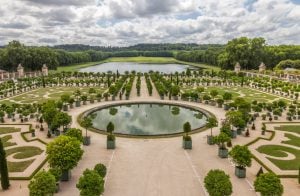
[53,43,224,52]
[175,37,300,70]
[0,41,175,71]
[0,39,299,71]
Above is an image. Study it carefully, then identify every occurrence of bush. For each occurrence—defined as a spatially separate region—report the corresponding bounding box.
[65,128,83,142]
[94,163,107,178]
[46,136,83,171]
[204,169,232,196]
[76,169,104,196]
[28,171,56,196]
[254,173,283,196]
[229,145,252,169]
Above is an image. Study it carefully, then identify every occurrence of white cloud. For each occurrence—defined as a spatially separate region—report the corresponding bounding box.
[0,0,299,46]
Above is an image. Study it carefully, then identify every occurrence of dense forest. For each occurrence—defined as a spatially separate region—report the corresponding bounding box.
[0,38,299,71]
[176,37,300,70]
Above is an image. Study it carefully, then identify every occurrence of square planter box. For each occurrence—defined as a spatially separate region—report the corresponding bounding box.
[60,170,71,181]
[63,105,68,111]
[125,96,129,100]
[235,167,246,178]
[182,139,192,149]
[107,140,116,149]
[83,136,91,146]
[237,128,242,135]
[90,100,95,104]
[207,135,214,145]
[112,96,116,101]
[218,148,228,158]
[75,101,81,107]
[70,104,74,109]
[83,101,87,105]
[231,130,237,138]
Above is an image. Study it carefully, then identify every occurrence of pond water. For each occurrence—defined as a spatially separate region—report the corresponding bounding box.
[89,103,208,136]
[80,62,197,74]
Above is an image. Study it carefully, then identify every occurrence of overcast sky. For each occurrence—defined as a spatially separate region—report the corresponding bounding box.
[0,0,299,46]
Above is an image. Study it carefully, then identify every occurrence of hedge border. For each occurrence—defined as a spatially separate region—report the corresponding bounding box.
[0,123,48,180]
[245,122,300,178]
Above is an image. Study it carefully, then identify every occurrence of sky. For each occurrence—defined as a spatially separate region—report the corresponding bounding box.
[0,0,299,46]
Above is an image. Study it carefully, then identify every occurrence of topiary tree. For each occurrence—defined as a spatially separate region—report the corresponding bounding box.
[28,170,56,196]
[76,169,104,196]
[204,169,232,196]
[206,117,218,145]
[229,145,252,178]
[254,173,283,196]
[0,139,10,190]
[94,163,107,178]
[65,128,83,143]
[46,135,83,180]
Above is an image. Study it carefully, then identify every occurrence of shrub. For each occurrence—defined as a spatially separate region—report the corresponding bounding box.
[28,171,56,196]
[94,163,107,178]
[229,145,252,169]
[76,169,104,196]
[204,169,232,196]
[254,173,283,196]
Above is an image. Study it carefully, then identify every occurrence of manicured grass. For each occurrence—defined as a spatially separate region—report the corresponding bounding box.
[0,86,105,105]
[8,160,35,172]
[256,145,300,170]
[183,86,283,103]
[6,146,43,159]
[0,135,17,147]
[282,133,300,147]
[56,57,219,72]
[0,127,21,135]
[275,125,300,135]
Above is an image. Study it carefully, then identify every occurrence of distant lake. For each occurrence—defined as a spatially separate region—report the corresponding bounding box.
[79,62,198,74]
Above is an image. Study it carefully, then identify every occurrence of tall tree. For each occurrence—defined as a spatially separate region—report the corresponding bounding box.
[0,139,10,190]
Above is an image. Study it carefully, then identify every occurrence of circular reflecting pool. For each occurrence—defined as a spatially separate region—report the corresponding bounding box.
[88,103,208,136]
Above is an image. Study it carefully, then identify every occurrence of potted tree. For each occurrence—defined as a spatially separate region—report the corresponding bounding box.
[182,122,192,149]
[254,173,283,196]
[46,135,84,181]
[229,145,252,178]
[204,169,232,196]
[214,132,231,158]
[80,116,93,146]
[49,167,62,193]
[76,169,104,196]
[109,85,116,101]
[206,117,218,145]
[106,122,115,149]
[28,171,56,196]
[30,128,36,137]
[65,128,83,143]
[94,163,107,178]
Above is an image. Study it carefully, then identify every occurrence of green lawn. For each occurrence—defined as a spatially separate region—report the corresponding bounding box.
[6,146,43,159]
[282,133,300,147]
[275,125,300,135]
[0,86,105,105]
[56,57,219,72]
[0,135,17,147]
[256,145,300,170]
[0,127,21,135]
[8,159,35,172]
[183,86,283,103]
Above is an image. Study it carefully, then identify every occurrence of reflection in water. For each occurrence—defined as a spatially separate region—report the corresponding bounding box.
[80,62,197,74]
[90,103,207,135]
